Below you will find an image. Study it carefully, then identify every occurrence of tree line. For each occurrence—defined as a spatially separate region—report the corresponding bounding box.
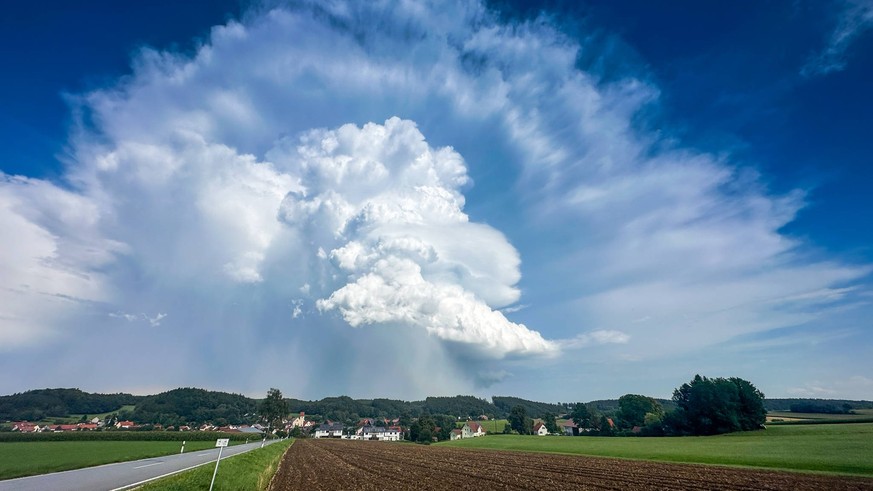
[0,389,139,422]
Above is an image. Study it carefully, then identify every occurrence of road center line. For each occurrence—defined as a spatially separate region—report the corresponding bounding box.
[132,462,164,469]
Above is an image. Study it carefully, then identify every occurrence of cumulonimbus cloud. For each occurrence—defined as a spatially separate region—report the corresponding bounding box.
[274,117,556,357]
[0,0,869,397]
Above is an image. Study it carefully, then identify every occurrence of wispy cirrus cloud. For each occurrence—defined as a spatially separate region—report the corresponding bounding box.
[801,0,873,77]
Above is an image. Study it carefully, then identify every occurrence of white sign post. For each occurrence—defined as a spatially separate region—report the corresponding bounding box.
[209,438,230,491]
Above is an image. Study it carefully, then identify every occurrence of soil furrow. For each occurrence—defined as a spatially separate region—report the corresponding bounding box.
[269,439,873,491]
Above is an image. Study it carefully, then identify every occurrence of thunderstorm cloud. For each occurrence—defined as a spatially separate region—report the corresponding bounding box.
[0,0,870,399]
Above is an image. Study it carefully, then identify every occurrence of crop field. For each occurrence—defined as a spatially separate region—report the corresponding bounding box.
[443,423,873,476]
[0,440,236,480]
[268,439,873,490]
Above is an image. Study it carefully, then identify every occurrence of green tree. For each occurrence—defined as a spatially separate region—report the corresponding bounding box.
[543,412,558,434]
[617,394,663,428]
[508,405,532,434]
[731,377,766,431]
[258,388,288,435]
[597,415,614,436]
[411,414,436,444]
[570,403,593,428]
[668,375,765,436]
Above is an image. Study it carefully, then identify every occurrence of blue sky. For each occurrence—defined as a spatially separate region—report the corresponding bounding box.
[1,0,871,401]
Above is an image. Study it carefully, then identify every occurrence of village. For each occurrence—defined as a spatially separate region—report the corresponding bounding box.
[7,411,603,441]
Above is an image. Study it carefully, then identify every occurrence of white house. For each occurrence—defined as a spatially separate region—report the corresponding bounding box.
[462,421,485,438]
[533,422,549,436]
[450,429,463,440]
[290,412,307,428]
[380,426,402,441]
[357,425,402,441]
[314,423,344,438]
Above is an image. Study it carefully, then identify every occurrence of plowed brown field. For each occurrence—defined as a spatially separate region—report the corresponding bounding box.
[269,439,873,490]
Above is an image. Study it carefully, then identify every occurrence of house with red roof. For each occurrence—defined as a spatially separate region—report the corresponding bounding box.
[533,422,549,436]
[561,420,579,436]
[462,421,485,438]
[11,422,40,433]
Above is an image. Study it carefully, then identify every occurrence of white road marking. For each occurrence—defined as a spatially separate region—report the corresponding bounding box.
[109,461,213,491]
[132,462,163,469]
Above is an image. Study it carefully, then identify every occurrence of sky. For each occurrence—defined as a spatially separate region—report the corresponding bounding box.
[1,0,871,402]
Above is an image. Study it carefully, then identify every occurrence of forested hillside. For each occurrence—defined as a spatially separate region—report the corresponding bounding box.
[764,398,873,412]
[492,396,567,418]
[8,387,869,427]
[0,389,140,421]
[588,398,676,414]
[131,388,258,426]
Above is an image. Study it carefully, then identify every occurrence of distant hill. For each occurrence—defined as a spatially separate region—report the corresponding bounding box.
[0,388,140,421]
[424,395,497,417]
[287,395,561,420]
[131,388,258,426]
[764,398,873,412]
[8,388,869,426]
[286,395,498,420]
[589,397,873,415]
[586,398,677,414]
[491,396,567,418]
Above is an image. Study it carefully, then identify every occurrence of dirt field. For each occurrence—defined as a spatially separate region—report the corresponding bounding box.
[269,439,873,490]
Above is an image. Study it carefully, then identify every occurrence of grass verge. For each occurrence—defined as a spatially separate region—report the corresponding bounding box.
[440,423,873,476]
[137,438,294,490]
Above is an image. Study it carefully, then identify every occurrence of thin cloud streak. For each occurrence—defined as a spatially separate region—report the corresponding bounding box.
[801,0,873,77]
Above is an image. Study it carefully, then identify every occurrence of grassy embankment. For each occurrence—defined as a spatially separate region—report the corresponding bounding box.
[442,422,873,476]
[137,438,293,491]
[0,440,228,480]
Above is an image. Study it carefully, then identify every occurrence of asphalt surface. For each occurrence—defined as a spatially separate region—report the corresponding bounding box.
[0,439,281,491]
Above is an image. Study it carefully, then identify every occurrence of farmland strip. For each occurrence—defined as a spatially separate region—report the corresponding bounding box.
[269,439,873,491]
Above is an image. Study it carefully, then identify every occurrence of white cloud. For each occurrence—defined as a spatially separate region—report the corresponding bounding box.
[273,118,555,357]
[801,0,873,77]
[0,0,870,397]
[564,330,630,349]
[0,174,117,349]
[109,312,167,327]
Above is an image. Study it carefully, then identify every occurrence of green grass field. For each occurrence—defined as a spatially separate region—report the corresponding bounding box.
[767,409,873,424]
[38,405,138,425]
[138,439,293,491]
[0,440,238,480]
[455,419,507,433]
[441,423,873,476]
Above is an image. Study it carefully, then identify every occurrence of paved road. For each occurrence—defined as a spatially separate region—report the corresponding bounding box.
[0,439,282,491]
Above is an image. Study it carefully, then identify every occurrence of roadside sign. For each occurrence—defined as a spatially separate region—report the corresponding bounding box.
[210,439,230,491]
